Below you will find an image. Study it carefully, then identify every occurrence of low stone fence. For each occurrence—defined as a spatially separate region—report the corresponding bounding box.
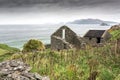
[0,60,50,80]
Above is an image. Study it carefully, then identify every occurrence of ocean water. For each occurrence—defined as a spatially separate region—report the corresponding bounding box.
[0,24,112,49]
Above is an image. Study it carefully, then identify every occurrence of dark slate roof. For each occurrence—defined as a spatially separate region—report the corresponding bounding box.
[84,30,106,38]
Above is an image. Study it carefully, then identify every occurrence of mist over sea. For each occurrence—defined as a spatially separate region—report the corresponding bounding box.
[0,24,112,49]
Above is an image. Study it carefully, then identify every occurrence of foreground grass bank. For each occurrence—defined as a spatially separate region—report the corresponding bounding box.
[10,44,120,80]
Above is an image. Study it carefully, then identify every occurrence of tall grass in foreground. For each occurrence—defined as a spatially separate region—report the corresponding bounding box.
[10,43,120,80]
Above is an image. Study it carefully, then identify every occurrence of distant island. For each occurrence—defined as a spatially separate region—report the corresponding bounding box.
[100,22,109,26]
[68,18,117,24]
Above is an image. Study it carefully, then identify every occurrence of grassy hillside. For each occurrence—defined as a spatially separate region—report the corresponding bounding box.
[0,44,20,62]
[10,44,120,80]
[10,47,120,80]
[0,29,119,80]
[110,29,120,40]
[0,44,19,52]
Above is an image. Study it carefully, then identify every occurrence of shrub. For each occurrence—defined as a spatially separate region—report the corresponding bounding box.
[22,39,45,52]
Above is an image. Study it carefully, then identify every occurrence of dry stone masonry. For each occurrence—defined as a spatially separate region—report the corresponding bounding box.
[51,25,84,50]
[0,60,50,80]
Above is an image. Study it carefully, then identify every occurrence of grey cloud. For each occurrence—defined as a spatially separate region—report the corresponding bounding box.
[0,0,119,7]
[0,0,120,15]
[0,0,58,7]
[0,0,119,23]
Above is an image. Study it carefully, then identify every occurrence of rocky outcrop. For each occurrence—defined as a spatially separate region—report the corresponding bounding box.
[0,60,50,80]
[108,24,120,32]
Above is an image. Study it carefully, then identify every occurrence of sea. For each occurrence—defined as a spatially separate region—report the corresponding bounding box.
[0,24,113,49]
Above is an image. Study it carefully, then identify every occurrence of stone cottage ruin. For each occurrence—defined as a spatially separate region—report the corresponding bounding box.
[51,25,83,50]
[51,26,111,50]
[83,30,111,44]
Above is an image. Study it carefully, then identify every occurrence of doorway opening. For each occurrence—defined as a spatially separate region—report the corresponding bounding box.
[97,37,101,43]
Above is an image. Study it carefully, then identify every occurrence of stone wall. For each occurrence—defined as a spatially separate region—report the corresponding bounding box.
[51,36,66,50]
[51,36,72,50]
[84,31,111,46]
[84,37,97,44]
[51,26,77,43]
[51,26,82,50]
[0,60,50,80]
[102,31,111,41]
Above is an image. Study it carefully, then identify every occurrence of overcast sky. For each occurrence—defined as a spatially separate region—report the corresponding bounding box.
[0,0,120,24]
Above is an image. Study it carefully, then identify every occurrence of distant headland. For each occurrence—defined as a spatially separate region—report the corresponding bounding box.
[68,18,118,24]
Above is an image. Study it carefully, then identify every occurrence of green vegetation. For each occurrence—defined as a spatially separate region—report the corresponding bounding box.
[0,44,19,62]
[10,43,120,80]
[110,29,120,40]
[0,43,19,53]
[0,48,7,54]
[23,39,45,52]
[0,29,120,80]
